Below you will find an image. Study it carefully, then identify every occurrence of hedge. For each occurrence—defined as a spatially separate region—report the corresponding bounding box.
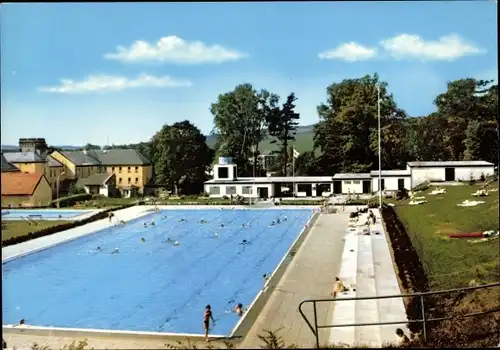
[2,203,135,247]
[279,200,324,206]
[50,193,93,207]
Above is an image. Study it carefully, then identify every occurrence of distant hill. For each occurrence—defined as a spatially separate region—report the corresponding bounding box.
[206,124,316,153]
[1,145,82,152]
[2,124,317,154]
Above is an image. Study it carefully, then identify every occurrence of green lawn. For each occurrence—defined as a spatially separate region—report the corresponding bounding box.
[391,182,499,289]
[1,220,71,241]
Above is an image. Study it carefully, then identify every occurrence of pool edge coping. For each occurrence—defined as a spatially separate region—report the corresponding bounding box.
[3,207,320,341]
[228,210,321,339]
[2,324,228,342]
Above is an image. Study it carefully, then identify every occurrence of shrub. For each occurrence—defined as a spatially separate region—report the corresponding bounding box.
[468,176,476,185]
[413,182,430,192]
[68,184,86,196]
[396,188,409,200]
[51,193,92,208]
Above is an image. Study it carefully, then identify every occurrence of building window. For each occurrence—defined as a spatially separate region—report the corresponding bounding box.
[135,178,139,184]
[128,167,131,172]
[119,178,122,184]
[209,186,220,195]
[353,180,361,184]
[242,186,252,195]
[218,167,229,179]
[226,186,237,195]
[135,166,139,173]
[119,167,122,173]
[128,177,131,184]
[344,181,352,184]
[112,167,115,172]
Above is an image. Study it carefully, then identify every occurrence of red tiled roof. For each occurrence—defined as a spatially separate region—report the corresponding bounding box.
[1,172,45,196]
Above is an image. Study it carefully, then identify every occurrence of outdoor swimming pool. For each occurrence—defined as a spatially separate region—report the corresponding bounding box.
[1,209,95,220]
[2,209,313,335]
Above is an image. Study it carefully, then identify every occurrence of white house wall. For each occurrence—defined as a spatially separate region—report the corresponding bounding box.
[341,180,364,194]
[372,177,411,192]
[454,166,494,181]
[410,166,494,188]
[410,167,445,188]
[204,184,273,198]
[99,186,109,197]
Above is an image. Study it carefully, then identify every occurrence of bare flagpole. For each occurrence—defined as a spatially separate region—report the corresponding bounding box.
[377,85,382,209]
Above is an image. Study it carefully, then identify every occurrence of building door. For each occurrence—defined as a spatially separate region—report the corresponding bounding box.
[445,168,455,181]
[258,187,269,199]
[398,179,405,190]
[362,180,371,194]
[333,181,342,194]
[380,179,385,192]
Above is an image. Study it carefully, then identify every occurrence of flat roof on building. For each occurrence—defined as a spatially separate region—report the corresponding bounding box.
[205,176,333,184]
[407,161,494,167]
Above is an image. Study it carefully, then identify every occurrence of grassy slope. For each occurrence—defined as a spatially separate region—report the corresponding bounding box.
[392,182,499,289]
[1,220,71,241]
[206,125,316,153]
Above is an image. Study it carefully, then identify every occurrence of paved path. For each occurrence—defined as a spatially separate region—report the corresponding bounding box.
[238,213,349,348]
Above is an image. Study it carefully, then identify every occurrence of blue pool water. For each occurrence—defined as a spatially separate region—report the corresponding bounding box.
[1,209,93,220]
[2,209,313,335]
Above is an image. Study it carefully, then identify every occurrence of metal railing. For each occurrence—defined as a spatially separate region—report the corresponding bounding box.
[298,282,500,348]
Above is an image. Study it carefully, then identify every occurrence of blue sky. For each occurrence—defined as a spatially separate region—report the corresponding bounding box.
[1,2,497,146]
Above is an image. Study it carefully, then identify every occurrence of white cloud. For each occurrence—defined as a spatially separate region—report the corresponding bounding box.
[318,42,377,62]
[380,33,486,61]
[38,73,192,94]
[103,35,247,64]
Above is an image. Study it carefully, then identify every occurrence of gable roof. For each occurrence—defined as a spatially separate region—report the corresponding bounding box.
[58,149,151,166]
[77,173,114,186]
[1,172,46,196]
[3,151,46,163]
[58,150,101,166]
[1,154,20,172]
[47,155,63,167]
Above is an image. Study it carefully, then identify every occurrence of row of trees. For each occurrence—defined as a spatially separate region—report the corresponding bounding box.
[80,74,498,194]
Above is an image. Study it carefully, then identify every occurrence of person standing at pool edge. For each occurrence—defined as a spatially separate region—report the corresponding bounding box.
[203,304,216,342]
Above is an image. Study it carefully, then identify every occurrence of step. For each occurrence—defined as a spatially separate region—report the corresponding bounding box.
[371,209,410,346]
[329,230,359,346]
[354,234,381,347]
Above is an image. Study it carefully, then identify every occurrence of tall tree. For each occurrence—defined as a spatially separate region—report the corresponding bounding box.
[267,93,300,175]
[433,78,497,160]
[211,84,276,176]
[150,120,213,195]
[314,74,406,174]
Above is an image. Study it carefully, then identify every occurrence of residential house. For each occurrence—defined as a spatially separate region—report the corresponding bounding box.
[76,173,116,197]
[1,154,21,173]
[51,149,153,197]
[1,172,53,208]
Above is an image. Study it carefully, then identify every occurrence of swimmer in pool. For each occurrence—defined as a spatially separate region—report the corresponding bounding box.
[143,222,148,228]
[283,216,287,221]
[173,241,180,246]
[213,232,219,238]
[220,224,224,228]
[270,220,276,226]
[200,219,208,224]
[141,237,146,243]
[96,246,101,251]
[111,247,120,254]
[233,303,244,316]
[277,218,280,224]
[151,220,155,226]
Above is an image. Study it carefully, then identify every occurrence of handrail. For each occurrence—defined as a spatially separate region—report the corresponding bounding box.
[298,282,500,348]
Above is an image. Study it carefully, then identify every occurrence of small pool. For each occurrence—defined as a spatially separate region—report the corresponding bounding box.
[1,209,96,220]
[2,209,313,335]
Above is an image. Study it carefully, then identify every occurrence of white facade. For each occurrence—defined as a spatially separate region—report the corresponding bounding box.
[204,159,495,197]
[341,180,364,194]
[408,161,495,188]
